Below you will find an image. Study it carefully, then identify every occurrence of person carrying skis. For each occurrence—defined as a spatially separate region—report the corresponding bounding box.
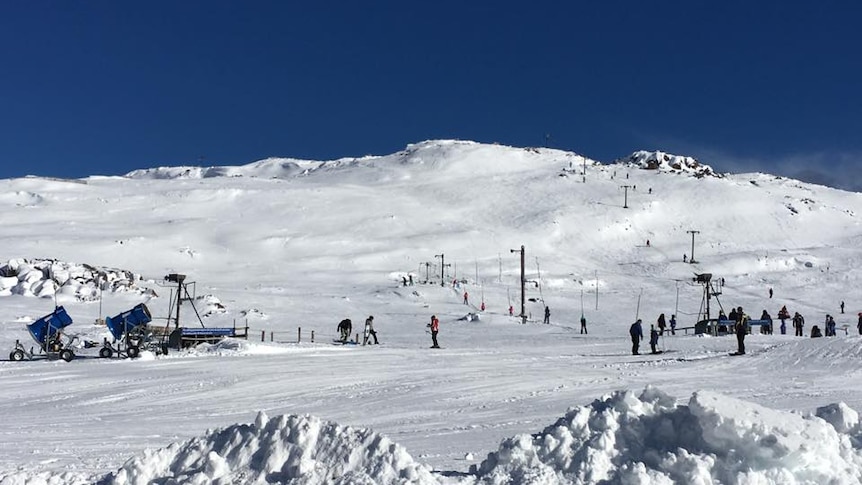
[629,319,643,355]
[543,306,550,324]
[428,314,440,348]
[657,313,666,336]
[364,315,379,345]
[337,318,352,343]
[649,325,660,354]
[734,306,748,355]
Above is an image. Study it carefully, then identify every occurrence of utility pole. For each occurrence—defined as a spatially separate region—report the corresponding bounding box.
[620,185,631,208]
[510,245,526,324]
[421,262,432,282]
[687,230,700,264]
[434,254,450,287]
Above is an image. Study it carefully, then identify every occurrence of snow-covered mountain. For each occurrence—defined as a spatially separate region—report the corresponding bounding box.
[2,140,862,484]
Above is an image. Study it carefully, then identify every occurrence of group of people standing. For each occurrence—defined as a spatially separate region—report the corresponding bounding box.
[628,312,678,355]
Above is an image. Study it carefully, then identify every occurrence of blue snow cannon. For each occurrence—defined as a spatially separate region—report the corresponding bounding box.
[10,306,76,362]
[101,303,153,358]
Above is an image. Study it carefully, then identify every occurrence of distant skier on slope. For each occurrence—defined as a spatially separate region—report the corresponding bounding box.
[544,306,550,324]
[428,314,440,348]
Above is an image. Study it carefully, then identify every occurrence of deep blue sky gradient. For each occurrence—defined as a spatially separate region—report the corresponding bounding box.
[1,1,860,189]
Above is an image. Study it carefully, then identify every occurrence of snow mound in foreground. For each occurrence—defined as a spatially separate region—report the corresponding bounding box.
[473,386,862,484]
[102,411,436,485]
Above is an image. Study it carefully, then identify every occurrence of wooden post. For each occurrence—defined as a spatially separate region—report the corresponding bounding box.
[298,327,301,343]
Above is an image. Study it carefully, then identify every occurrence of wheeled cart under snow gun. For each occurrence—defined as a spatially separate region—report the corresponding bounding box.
[9,306,76,362]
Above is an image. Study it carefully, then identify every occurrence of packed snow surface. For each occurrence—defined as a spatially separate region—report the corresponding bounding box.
[1,140,862,484]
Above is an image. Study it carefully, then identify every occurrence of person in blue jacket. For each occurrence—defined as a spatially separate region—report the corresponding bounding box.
[630,319,644,355]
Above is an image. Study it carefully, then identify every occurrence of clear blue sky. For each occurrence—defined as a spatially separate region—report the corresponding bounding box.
[1,1,860,189]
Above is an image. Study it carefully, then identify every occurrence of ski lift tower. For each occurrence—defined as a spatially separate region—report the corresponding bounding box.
[694,272,724,335]
[165,273,187,329]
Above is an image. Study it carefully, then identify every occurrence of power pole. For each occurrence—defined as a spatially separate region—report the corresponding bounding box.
[510,245,526,324]
[620,185,631,208]
[421,262,432,282]
[687,230,701,264]
[434,254,450,287]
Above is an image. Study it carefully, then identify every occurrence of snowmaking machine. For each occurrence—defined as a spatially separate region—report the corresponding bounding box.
[99,303,164,358]
[9,306,77,362]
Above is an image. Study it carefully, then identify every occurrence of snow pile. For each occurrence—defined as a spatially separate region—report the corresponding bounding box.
[0,258,148,300]
[125,158,309,180]
[102,411,437,485]
[472,387,862,484]
[616,150,717,178]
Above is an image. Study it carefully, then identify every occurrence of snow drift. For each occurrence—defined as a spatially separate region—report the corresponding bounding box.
[473,387,862,484]
[54,388,860,484]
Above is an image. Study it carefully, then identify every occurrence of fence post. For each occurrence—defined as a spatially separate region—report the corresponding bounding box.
[298,327,301,343]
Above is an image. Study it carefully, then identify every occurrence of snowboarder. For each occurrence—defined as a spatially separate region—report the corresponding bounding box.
[649,325,660,354]
[630,319,643,355]
[463,291,469,305]
[580,315,588,334]
[363,316,379,345]
[734,307,748,355]
[793,312,805,337]
[337,318,352,343]
[811,325,823,338]
[428,314,440,348]
[657,313,666,336]
[543,306,550,324]
[670,314,677,335]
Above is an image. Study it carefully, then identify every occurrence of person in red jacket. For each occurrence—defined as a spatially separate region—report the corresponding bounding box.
[428,315,440,348]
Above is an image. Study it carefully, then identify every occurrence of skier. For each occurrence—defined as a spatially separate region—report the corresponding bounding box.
[657,313,666,336]
[769,287,773,299]
[508,305,514,316]
[649,325,660,354]
[480,301,485,311]
[364,315,379,345]
[670,314,677,335]
[544,306,550,324]
[463,291,469,305]
[580,315,588,334]
[825,315,836,337]
[630,319,644,355]
[778,305,790,335]
[683,254,687,263]
[734,307,748,355]
[428,314,440,348]
[402,276,408,287]
[408,274,413,286]
[337,318,352,343]
[841,301,845,314]
[793,312,805,337]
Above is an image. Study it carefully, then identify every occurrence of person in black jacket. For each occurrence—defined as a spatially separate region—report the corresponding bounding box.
[630,319,643,355]
[734,307,748,355]
[657,313,666,336]
[337,319,352,343]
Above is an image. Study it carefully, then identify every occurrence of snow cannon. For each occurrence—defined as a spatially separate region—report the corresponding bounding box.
[100,303,159,358]
[9,306,76,362]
